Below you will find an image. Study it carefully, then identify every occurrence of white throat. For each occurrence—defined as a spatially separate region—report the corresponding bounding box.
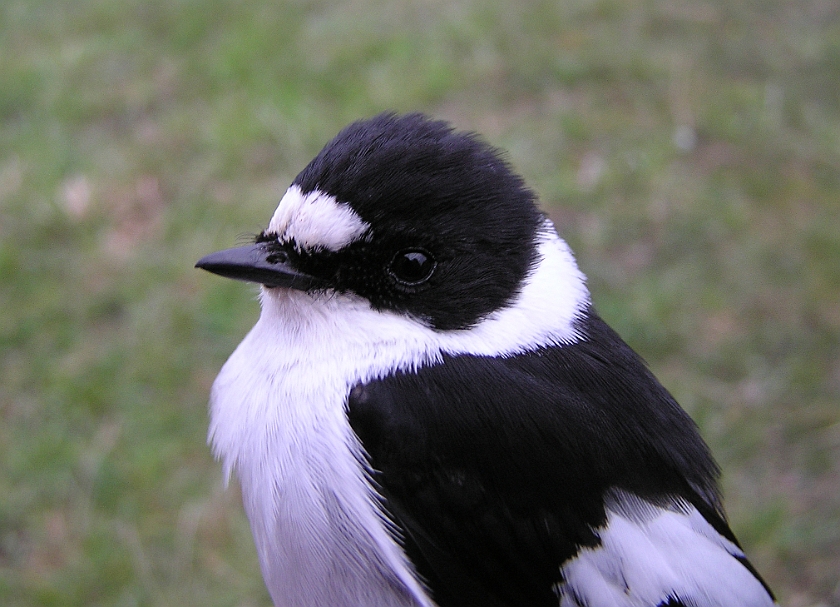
[208,223,589,606]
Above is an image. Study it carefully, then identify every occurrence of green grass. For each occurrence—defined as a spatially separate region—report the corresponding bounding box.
[1,0,838,605]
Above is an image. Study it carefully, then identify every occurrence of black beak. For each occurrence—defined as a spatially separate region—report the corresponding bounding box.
[196,244,322,290]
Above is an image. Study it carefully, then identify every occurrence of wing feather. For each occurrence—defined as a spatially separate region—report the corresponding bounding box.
[347,311,774,606]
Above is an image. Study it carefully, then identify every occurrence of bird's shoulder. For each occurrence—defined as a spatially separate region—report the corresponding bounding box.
[346,310,774,607]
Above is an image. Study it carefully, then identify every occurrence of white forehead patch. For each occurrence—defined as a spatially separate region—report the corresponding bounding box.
[267,185,370,251]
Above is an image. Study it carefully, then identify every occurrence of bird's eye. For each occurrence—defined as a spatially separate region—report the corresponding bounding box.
[388,249,436,285]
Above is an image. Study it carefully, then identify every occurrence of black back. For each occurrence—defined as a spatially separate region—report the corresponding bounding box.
[348,309,735,606]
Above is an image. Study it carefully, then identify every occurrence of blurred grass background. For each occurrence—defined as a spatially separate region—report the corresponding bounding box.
[1,0,838,605]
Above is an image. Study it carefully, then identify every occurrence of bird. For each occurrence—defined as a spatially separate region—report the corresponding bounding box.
[196,112,775,607]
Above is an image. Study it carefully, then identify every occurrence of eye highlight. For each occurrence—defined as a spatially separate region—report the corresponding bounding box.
[388,249,436,286]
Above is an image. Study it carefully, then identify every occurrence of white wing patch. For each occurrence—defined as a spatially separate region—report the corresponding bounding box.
[556,490,774,607]
[268,185,370,251]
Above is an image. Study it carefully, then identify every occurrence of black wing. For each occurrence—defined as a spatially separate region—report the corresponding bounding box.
[347,311,762,607]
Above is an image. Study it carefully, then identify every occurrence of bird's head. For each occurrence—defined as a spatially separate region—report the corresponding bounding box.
[197,113,581,333]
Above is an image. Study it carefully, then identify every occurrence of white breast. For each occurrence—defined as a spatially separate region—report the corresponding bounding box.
[209,291,437,607]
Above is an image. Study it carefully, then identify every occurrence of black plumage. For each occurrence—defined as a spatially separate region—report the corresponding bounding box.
[348,308,755,606]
